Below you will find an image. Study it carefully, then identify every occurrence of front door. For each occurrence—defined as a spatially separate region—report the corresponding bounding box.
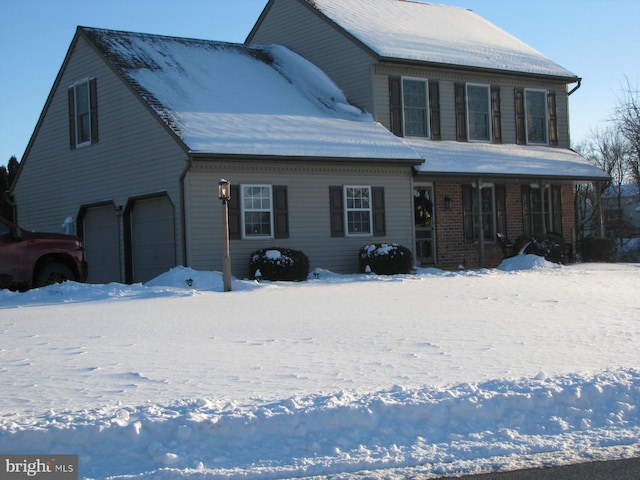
[414,185,435,264]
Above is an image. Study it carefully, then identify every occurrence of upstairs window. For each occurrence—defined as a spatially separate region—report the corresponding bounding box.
[466,84,492,142]
[456,83,502,143]
[525,89,548,144]
[402,78,429,137]
[68,78,98,148]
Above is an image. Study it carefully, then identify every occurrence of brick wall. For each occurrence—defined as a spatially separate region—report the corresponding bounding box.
[429,181,575,270]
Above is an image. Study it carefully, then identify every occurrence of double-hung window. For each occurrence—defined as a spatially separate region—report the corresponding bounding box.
[466,84,492,142]
[242,185,273,238]
[522,184,563,234]
[525,89,548,144]
[345,186,372,235]
[402,78,429,137]
[68,78,98,148]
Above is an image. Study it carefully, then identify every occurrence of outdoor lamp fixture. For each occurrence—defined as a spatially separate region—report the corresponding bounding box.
[218,178,232,292]
[444,196,452,210]
[218,179,231,204]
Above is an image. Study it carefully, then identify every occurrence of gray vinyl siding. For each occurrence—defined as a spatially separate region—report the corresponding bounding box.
[13,35,187,265]
[248,0,377,113]
[184,160,414,277]
[374,63,571,147]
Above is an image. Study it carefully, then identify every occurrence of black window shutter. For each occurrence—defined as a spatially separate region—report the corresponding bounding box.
[491,86,502,144]
[455,83,467,142]
[389,76,403,137]
[521,185,531,234]
[68,87,76,150]
[495,184,507,235]
[273,185,289,239]
[228,185,241,240]
[89,78,99,144]
[547,91,558,146]
[372,187,386,237]
[515,89,526,145]
[429,81,441,140]
[462,185,474,242]
[329,186,345,237]
[552,185,563,234]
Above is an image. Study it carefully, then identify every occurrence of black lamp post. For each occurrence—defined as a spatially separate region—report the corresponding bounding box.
[218,179,232,292]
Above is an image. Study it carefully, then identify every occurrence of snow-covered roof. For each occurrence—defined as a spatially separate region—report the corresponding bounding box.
[308,0,578,80]
[81,27,421,161]
[406,139,610,181]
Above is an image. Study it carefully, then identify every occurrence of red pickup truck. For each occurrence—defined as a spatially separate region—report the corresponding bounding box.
[0,216,88,291]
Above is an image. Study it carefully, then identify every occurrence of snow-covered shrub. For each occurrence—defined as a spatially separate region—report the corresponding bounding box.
[249,247,310,281]
[515,233,569,264]
[579,237,617,262]
[359,243,413,275]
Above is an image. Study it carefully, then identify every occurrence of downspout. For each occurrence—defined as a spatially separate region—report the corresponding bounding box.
[568,78,582,96]
[179,157,193,267]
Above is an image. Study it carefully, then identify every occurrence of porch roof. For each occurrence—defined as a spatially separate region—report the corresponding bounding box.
[405,140,609,182]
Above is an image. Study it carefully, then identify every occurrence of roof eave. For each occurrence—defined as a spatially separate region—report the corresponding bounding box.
[381,56,580,84]
[188,151,422,166]
[414,169,610,183]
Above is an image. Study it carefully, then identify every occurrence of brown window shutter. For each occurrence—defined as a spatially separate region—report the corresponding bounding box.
[429,81,441,140]
[329,186,344,237]
[495,184,507,235]
[552,185,563,234]
[228,185,241,240]
[547,91,558,146]
[68,87,76,150]
[491,86,502,144]
[372,186,386,237]
[462,185,474,242]
[455,83,467,142]
[273,185,289,239]
[89,78,99,144]
[389,76,403,136]
[515,89,526,145]
[521,185,531,234]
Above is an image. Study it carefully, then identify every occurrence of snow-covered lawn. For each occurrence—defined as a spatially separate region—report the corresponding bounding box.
[1,256,639,479]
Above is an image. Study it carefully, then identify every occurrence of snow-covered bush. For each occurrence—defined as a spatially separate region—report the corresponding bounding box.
[515,233,569,264]
[579,237,617,262]
[249,247,310,281]
[359,243,413,275]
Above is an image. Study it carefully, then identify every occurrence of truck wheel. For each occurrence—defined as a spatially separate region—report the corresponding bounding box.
[34,262,76,288]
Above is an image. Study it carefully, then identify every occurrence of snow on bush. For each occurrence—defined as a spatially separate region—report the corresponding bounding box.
[359,243,413,275]
[249,247,310,281]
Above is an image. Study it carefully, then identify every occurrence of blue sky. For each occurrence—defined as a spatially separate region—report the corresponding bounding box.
[1,0,638,166]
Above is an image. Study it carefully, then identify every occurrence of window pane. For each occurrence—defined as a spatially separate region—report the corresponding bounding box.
[526,90,547,143]
[75,82,91,144]
[467,85,490,141]
[242,185,272,237]
[403,79,428,137]
[347,211,370,234]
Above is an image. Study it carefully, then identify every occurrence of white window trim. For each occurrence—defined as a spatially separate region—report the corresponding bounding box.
[530,183,553,231]
[465,83,492,143]
[401,76,430,139]
[71,78,93,148]
[344,185,373,236]
[240,184,274,239]
[524,88,549,145]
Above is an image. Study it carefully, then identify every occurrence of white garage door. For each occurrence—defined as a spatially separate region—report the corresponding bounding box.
[83,204,120,284]
[130,196,176,283]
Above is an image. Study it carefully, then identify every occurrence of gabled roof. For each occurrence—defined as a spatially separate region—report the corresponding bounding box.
[80,27,421,161]
[406,139,610,181]
[303,0,578,81]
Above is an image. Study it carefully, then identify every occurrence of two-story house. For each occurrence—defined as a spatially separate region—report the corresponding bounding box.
[247,0,609,268]
[11,0,608,285]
